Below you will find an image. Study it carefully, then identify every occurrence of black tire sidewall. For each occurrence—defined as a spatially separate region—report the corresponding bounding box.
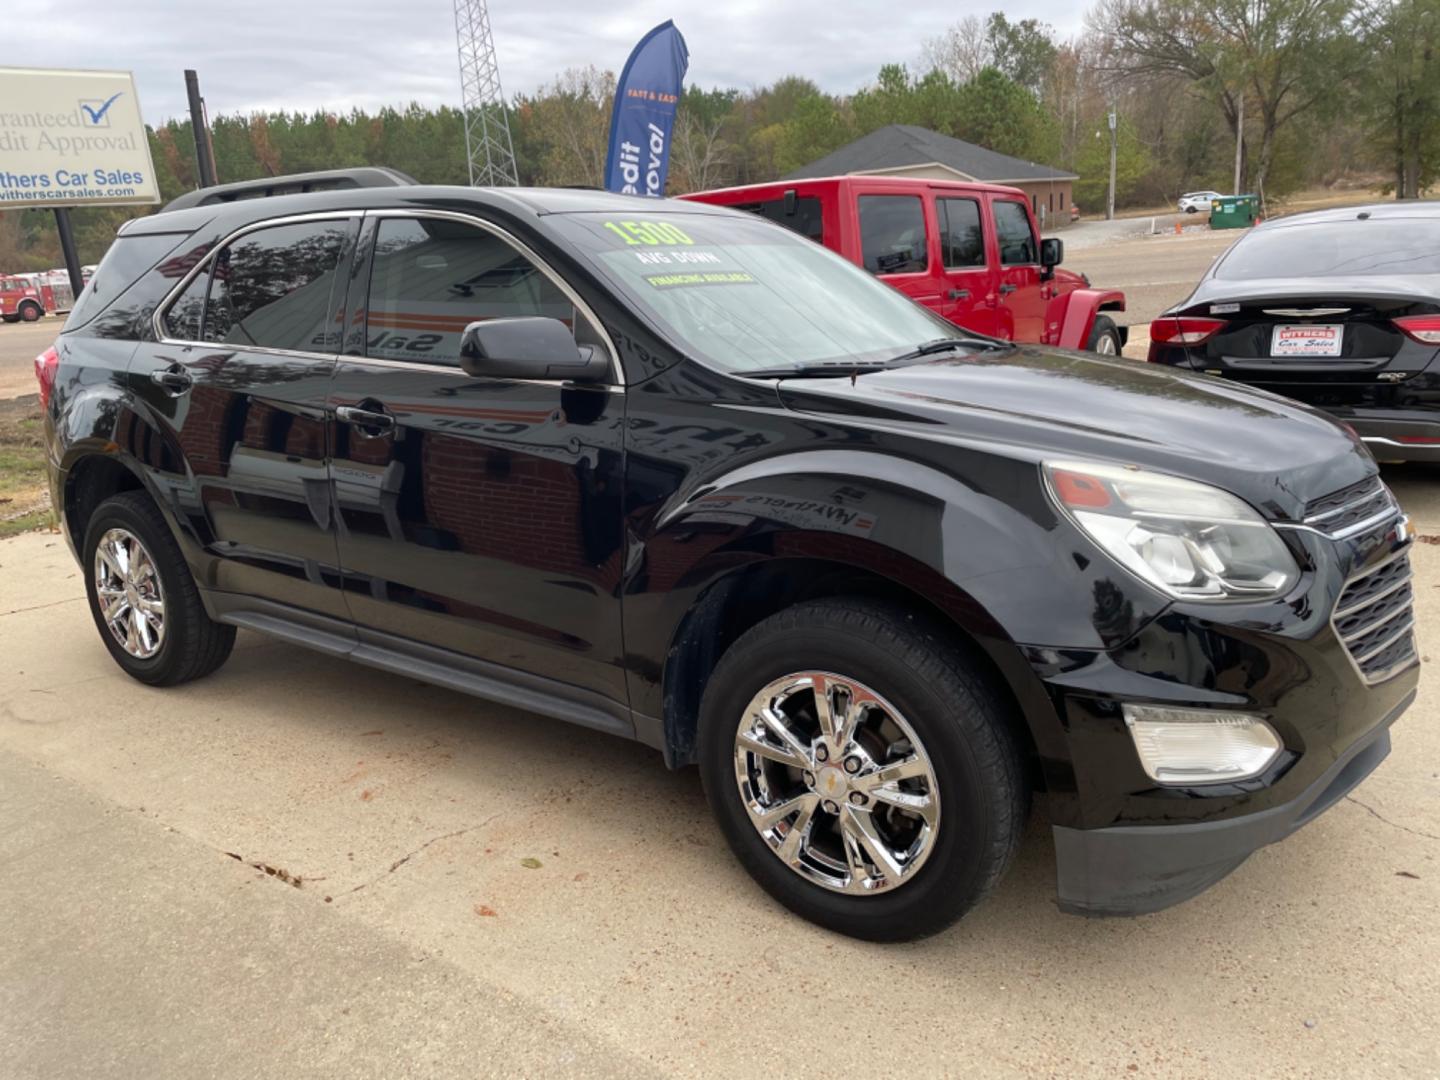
[699,608,1016,940]
[1088,314,1121,354]
[20,302,41,322]
[82,494,192,683]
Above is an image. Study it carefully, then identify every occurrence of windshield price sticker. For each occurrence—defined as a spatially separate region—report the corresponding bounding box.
[603,220,694,246]
[645,270,755,289]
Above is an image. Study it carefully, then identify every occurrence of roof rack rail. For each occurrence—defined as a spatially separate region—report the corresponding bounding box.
[161,167,418,213]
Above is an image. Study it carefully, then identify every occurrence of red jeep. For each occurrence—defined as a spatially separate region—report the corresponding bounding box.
[684,176,1126,353]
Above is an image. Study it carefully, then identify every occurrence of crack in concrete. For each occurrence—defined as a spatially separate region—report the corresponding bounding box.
[1346,795,1440,842]
[341,812,505,898]
[2,596,85,617]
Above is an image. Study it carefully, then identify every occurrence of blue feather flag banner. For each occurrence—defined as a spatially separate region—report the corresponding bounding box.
[604,21,690,197]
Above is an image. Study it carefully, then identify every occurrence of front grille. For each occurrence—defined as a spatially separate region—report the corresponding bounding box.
[1332,548,1417,684]
[1303,474,1395,537]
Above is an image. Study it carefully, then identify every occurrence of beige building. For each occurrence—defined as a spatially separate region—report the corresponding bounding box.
[785,124,1079,229]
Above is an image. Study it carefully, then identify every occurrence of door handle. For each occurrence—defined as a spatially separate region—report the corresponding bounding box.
[999,283,1017,296]
[947,288,971,301]
[149,366,193,395]
[336,404,396,437]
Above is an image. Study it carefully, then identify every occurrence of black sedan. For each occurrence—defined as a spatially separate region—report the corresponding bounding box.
[1148,203,1440,461]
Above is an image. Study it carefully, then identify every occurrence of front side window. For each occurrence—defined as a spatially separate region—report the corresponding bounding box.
[204,220,348,351]
[858,195,928,275]
[993,200,1037,265]
[549,211,954,374]
[938,198,984,268]
[364,217,581,367]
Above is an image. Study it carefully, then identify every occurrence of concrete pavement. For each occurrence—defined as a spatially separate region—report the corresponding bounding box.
[0,319,59,400]
[1,476,1438,1077]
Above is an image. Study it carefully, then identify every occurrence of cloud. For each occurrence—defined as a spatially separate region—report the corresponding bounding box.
[9,0,1086,123]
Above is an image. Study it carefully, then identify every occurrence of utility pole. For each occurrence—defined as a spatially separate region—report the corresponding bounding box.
[1233,92,1245,194]
[1106,107,1117,221]
[184,69,218,188]
[52,209,84,299]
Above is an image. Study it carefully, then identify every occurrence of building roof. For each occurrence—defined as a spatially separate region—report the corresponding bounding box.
[784,124,1078,184]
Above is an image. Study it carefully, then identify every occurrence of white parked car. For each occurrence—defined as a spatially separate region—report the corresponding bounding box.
[1178,191,1224,214]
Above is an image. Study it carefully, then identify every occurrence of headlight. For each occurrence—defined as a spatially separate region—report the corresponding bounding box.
[1043,460,1300,600]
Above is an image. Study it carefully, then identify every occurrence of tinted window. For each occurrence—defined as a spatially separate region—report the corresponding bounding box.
[994,201,1037,265]
[204,220,348,351]
[365,217,580,368]
[163,270,209,342]
[938,198,984,268]
[734,196,824,242]
[1215,221,1440,279]
[859,196,928,275]
[550,211,954,374]
[64,232,190,334]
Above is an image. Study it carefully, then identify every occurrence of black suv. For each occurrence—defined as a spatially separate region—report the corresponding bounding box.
[38,169,1417,941]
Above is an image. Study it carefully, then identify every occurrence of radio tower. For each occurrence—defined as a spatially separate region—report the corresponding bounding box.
[453,0,519,186]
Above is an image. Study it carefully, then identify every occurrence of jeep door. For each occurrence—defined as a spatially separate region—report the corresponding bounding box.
[933,194,999,335]
[989,196,1046,342]
[326,211,628,713]
[857,192,944,316]
[133,214,357,622]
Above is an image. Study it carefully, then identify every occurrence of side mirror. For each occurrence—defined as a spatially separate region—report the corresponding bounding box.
[458,316,609,383]
[1040,237,1064,269]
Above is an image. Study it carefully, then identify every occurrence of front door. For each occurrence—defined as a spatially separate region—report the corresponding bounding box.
[934,195,999,335]
[327,212,628,705]
[130,215,357,621]
[990,196,1045,343]
[858,193,943,317]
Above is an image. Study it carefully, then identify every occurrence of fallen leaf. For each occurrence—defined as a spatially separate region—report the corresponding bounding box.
[360,789,374,801]
[1396,870,1420,879]
[520,857,543,869]
[474,904,498,917]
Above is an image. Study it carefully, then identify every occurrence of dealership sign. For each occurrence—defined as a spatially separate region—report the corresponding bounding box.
[0,67,160,209]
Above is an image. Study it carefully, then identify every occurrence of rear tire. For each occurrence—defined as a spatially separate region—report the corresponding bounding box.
[1087,314,1123,355]
[698,599,1028,942]
[82,491,235,686]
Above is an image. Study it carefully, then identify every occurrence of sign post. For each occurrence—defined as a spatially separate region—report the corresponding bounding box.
[0,66,161,298]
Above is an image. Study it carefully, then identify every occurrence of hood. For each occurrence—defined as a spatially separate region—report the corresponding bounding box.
[775,345,1375,521]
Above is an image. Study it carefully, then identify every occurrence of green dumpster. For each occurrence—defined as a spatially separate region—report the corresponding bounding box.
[1209,194,1258,229]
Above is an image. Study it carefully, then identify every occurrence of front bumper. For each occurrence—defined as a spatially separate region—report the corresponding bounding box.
[1052,690,1409,915]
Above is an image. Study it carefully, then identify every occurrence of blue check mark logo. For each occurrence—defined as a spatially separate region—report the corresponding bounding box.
[80,93,123,125]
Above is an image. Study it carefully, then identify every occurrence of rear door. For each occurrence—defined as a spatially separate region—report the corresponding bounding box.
[326,210,628,708]
[933,194,998,335]
[989,196,1045,342]
[856,192,944,316]
[134,214,357,622]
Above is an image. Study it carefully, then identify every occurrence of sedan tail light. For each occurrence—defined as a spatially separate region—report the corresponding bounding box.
[1149,317,1227,348]
[35,345,59,407]
[1392,315,1440,344]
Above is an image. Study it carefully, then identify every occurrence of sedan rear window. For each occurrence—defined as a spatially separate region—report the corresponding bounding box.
[1215,220,1440,279]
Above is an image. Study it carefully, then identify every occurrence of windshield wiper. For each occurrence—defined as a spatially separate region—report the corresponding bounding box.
[883,336,1014,366]
[739,362,891,380]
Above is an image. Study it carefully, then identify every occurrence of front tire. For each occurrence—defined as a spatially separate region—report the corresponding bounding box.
[698,599,1027,941]
[1087,314,1123,355]
[19,301,42,323]
[82,491,235,686]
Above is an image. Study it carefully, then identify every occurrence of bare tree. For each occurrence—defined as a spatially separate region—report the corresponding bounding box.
[670,105,730,193]
[921,15,994,82]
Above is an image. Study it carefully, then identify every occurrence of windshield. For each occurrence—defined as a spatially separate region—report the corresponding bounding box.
[1215,220,1440,279]
[547,210,957,372]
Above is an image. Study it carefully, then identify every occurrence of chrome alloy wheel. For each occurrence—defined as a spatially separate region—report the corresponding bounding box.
[1094,333,1119,356]
[93,528,166,659]
[732,672,941,894]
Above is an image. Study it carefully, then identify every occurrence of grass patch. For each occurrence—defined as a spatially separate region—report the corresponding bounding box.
[0,395,56,539]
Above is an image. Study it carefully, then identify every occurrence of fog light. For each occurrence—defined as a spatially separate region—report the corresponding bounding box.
[1122,704,1282,785]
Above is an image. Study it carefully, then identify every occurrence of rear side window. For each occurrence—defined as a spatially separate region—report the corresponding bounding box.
[938,198,984,268]
[364,216,579,368]
[734,196,824,242]
[859,195,928,275]
[63,232,191,334]
[993,201,1037,265]
[204,221,348,351]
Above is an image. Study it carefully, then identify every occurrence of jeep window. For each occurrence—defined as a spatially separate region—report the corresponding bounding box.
[550,211,954,374]
[63,231,191,335]
[858,196,928,275]
[993,201,1037,265]
[201,220,349,351]
[364,217,583,368]
[938,198,985,268]
[733,196,824,243]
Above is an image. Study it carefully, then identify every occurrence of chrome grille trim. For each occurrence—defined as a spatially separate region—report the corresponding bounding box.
[1333,567,1412,620]
[1331,545,1418,686]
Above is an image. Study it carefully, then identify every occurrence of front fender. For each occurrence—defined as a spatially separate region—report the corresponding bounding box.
[1049,288,1127,350]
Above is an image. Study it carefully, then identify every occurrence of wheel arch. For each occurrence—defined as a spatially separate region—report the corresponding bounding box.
[1050,288,1127,350]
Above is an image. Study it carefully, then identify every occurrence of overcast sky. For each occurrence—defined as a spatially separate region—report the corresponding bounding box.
[11,0,1088,124]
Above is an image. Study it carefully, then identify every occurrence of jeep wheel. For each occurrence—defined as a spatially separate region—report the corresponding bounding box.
[19,301,42,323]
[698,599,1027,942]
[82,491,235,686]
[1088,315,1123,355]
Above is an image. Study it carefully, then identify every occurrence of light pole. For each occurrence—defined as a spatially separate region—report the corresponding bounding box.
[1106,108,1117,221]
